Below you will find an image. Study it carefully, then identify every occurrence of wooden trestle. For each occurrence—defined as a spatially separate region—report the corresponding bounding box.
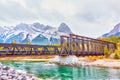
[0,34,116,56]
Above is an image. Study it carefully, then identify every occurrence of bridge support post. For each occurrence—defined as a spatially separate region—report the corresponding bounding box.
[82,39,84,56]
[69,34,73,55]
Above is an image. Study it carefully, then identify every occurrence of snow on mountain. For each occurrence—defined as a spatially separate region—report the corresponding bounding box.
[32,22,55,31]
[0,22,72,45]
[31,34,49,45]
[101,23,120,37]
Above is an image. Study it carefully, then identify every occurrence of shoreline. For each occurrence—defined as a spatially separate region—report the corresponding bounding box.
[50,56,120,69]
[1,56,120,69]
[0,55,55,62]
[51,60,120,69]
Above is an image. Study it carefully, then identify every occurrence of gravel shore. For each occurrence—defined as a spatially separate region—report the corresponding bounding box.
[52,59,120,69]
[51,56,120,69]
[0,64,42,80]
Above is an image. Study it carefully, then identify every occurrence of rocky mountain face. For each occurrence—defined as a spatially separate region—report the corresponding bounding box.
[58,23,72,34]
[101,23,120,37]
[0,22,72,45]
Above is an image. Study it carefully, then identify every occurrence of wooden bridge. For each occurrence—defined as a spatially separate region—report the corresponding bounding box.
[0,43,60,56]
[60,34,116,56]
[0,34,116,56]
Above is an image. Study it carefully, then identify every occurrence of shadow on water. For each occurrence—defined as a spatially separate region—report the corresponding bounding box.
[1,61,120,80]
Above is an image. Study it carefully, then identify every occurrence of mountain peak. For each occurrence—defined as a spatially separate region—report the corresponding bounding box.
[32,22,44,29]
[58,23,72,34]
[110,23,120,34]
[101,23,120,37]
[32,22,55,30]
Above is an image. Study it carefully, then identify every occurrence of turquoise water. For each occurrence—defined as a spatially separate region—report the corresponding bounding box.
[1,61,120,80]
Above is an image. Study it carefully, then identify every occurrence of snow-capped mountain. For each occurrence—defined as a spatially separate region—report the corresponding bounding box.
[0,22,72,45]
[101,23,120,37]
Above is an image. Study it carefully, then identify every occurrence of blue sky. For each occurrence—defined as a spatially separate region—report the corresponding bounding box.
[0,0,120,38]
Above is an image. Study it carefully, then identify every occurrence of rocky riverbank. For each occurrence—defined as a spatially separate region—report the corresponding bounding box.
[0,64,42,80]
[50,56,120,69]
[54,60,120,69]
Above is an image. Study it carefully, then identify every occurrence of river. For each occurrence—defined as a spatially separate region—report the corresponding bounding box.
[1,61,120,80]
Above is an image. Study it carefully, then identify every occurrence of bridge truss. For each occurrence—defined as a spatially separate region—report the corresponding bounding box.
[60,34,116,56]
[0,43,60,56]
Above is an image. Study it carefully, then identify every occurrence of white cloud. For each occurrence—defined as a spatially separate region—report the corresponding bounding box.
[41,0,77,16]
[0,0,120,37]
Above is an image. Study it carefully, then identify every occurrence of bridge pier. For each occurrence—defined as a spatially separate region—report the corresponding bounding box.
[53,55,79,65]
